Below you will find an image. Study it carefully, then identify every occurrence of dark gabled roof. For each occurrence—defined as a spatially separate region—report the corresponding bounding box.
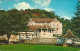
[28,25,41,31]
[62,29,77,38]
[31,18,55,23]
[28,24,52,31]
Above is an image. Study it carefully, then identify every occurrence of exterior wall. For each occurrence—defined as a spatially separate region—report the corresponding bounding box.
[3,34,8,40]
[19,34,27,40]
[0,34,8,40]
[18,32,27,40]
[24,38,57,43]
[9,34,19,42]
[37,38,57,43]
[27,32,36,40]
[50,19,62,35]
[28,18,62,37]
[50,20,62,36]
[37,30,54,38]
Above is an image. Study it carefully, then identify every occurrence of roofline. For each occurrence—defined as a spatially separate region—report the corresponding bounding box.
[62,29,78,38]
[31,18,55,22]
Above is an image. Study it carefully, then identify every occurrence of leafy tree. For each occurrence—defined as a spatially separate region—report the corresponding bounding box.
[0,9,30,36]
[71,1,80,37]
[0,8,72,37]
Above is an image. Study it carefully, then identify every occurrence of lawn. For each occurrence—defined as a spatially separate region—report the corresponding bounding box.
[0,44,80,51]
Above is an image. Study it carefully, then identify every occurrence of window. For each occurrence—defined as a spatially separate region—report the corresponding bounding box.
[29,34,31,36]
[22,34,24,36]
[26,34,28,36]
[20,34,21,36]
[53,34,55,37]
[43,29,46,32]
[56,28,58,31]
[44,30,45,32]
[50,30,51,33]
[32,34,35,36]
[39,29,41,32]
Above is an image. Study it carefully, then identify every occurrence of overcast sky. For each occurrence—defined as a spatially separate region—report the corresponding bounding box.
[0,0,79,20]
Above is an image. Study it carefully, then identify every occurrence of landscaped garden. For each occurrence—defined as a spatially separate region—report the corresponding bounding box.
[0,44,80,51]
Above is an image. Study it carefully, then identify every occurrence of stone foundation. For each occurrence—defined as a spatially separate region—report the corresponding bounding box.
[24,38,57,44]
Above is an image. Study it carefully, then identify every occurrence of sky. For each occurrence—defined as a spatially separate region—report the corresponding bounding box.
[0,0,79,20]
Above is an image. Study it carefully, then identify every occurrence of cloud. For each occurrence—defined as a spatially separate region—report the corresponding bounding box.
[62,16,71,20]
[32,0,51,7]
[44,8,55,12]
[14,2,33,10]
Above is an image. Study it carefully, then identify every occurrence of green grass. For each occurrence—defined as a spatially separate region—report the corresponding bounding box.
[0,44,80,51]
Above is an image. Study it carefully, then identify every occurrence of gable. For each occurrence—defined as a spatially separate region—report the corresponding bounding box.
[62,29,77,38]
[52,18,59,22]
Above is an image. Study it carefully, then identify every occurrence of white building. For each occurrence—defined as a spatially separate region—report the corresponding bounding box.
[9,18,62,43]
[27,18,62,38]
[18,32,36,40]
[37,25,54,38]
[18,32,27,40]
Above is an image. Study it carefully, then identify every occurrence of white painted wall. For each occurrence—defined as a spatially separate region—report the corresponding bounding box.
[37,30,53,38]
[28,18,62,38]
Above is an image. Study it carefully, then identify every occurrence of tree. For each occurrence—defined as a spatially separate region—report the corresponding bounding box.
[75,1,80,17]
[0,9,30,36]
[0,10,10,35]
[71,0,80,37]
[0,9,72,37]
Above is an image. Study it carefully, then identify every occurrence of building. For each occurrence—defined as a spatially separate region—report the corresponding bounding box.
[36,24,57,43]
[9,18,62,43]
[9,34,19,42]
[0,34,8,44]
[26,18,62,43]
[0,34,8,40]
[18,32,36,40]
[62,29,78,44]
[27,18,62,37]
[62,29,77,39]
[26,32,36,40]
[37,25,54,38]
[18,32,27,40]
